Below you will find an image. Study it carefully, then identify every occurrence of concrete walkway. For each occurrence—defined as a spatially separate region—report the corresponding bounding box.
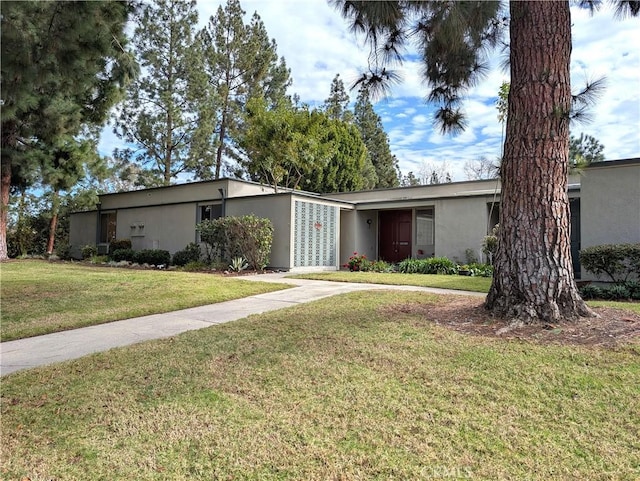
[0,274,484,376]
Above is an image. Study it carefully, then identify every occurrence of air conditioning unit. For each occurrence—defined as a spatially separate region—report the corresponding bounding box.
[97,243,109,255]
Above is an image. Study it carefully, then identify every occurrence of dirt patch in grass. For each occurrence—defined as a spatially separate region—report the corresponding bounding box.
[383,296,640,348]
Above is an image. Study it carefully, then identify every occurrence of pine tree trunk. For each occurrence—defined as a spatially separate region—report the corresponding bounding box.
[0,158,10,261]
[215,109,227,179]
[485,0,595,324]
[0,123,15,262]
[165,108,173,186]
[46,191,61,255]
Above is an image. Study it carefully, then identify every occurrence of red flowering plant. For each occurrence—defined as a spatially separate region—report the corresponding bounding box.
[344,252,370,271]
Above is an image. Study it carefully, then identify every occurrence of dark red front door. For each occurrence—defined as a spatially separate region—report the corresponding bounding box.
[379,210,412,262]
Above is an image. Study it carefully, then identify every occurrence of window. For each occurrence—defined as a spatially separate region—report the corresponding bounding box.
[487,202,499,233]
[198,204,222,222]
[99,212,117,243]
[416,208,434,245]
[196,204,222,243]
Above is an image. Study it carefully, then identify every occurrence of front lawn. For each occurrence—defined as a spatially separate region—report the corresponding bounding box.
[292,271,492,292]
[293,271,640,313]
[0,260,291,341]
[1,290,638,480]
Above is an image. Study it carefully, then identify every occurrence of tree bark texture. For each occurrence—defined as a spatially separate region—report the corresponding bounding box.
[0,123,16,261]
[485,0,595,323]
[0,158,10,261]
[46,191,60,255]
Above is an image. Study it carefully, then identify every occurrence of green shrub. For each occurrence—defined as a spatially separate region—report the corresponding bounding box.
[398,257,457,275]
[111,248,136,262]
[579,282,638,301]
[197,215,273,270]
[369,260,394,273]
[172,243,202,267]
[81,244,98,260]
[579,284,603,300]
[467,262,494,277]
[623,280,640,300]
[427,257,458,275]
[398,258,421,274]
[182,261,209,271]
[108,239,132,255]
[603,284,631,300]
[133,249,171,266]
[55,241,72,260]
[579,243,640,282]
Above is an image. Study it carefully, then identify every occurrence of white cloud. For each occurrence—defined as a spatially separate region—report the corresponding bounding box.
[411,114,429,126]
[97,122,131,159]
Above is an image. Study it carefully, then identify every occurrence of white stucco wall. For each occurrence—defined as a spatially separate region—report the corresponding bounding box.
[225,195,292,269]
[98,179,274,211]
[434,197,493,263]
[339,210,356,267]
[100,182,224,210]
[70,165,630,274]
[113,204,197,254]
[69,211,98,258]
[581,162,640,248]
[227,181,277,198]
[344,210,377,266]
[580,160,640,280]
[339,210,378,267]
[328,179,500,203]
[355,211,378,262]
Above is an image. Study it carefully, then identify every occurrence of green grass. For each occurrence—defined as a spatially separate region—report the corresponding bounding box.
[1,290,638,480]
[0,260,291,341]
[292,271,640,313]
[292,271,492,292]
[588,300,640,314]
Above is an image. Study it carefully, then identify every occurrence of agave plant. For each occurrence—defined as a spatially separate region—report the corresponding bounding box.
[229,256,249,272]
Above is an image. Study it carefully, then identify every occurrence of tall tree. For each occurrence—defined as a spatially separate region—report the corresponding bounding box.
[240,99,368,193]
[1,0,136,260]
[464,157,500,180]
[570,133,606,166]
[197,0,291,179]
[400,171,421,187]
[323,74,353,122]
[419,161,453,184]
[114,0,201,187]
[322,75,377,188]
[306,119,369,193]
[486,1,591,322]
[239,99,310,192]
[334,0,639,324]
[353,88,400,188]
[39,137,101,254]
[6,190,40,258]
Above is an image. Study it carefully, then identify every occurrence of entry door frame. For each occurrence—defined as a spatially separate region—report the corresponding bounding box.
[378,209,413,263]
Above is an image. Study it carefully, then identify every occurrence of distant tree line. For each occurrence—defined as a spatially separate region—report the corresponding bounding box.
[1,0,401,259]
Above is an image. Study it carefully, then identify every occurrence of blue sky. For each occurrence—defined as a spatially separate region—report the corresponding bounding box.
[99,0,640,182]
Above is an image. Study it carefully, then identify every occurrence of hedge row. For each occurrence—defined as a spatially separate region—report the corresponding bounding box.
[579,243,640,283]
[110,248,171,266]
[580,281,640,301]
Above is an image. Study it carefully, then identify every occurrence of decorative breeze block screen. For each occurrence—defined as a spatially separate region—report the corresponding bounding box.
[294,200,337,267]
